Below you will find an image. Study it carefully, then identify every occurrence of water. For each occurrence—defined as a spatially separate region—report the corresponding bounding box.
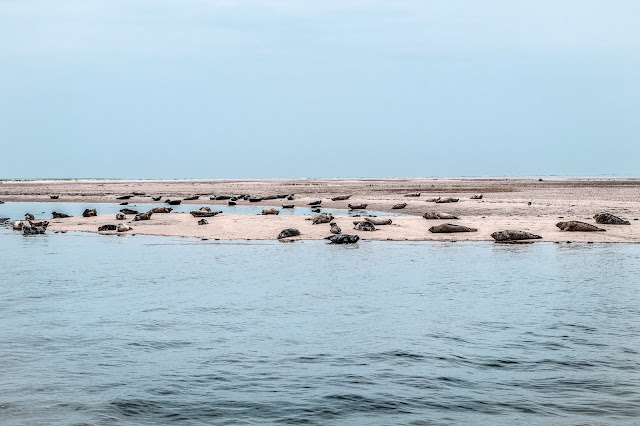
[1,229,640,425]
[0,202,401,222]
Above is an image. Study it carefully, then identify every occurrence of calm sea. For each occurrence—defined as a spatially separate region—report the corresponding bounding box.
[1,221,639,424]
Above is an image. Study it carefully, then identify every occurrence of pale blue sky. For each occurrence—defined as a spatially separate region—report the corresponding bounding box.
[1,0,638,178]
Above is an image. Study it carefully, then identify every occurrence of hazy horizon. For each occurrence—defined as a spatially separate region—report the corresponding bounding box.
[1,1,639,179]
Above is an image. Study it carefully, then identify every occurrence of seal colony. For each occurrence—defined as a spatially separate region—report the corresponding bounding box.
[2,177,640,242]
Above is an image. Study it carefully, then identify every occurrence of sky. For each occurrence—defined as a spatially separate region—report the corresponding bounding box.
[0,0,639,179]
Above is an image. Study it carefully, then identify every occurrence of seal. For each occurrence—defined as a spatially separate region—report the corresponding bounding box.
[392,203,407,209]
[83,208,97,217]
[423,212,459,220]
[348,203,368,210]
[354,221,376,231]
[556,221,605,232]
[429,224,477,233]
[52,212,71,219]
[117,224,132,232]
[134,212,152,221]
[262,208,280,215]
[327,234,359,244]
[491,230,542,242]
[593,212,630,225]
[331,195,351,201]
[198,219,208,225]
[278,228,300,239]
[312,213,334,224]
[98,224,117,232]
[330,222,341,234]
[116,212,126,220]
[120,208,138,215]
[470,194,483,199]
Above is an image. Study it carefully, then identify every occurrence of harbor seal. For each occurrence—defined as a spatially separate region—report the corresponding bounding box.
[249,197,263,203]
[116,195,132,200]
[423,212,459,220]
[435,197,459,203]
[149,207,172,213]
[83,209,97,217]
[404,192,420,197]
[167,200,182,205]
[556,221,605,232]
[282,204,295,209]
[50,195,59,199]
[184,195,200,201]
[23,226,46,235]
[116,212,126,220]
[190,210,221,217]
[470,194,483,200]
[330,222,341,234]
[134,212,152,221]
[392,203,407,209]
[151,196,162,201]
[262,208,280,215]
[331,195,351,201]
[28,220,49,228]
[120,208,138,215]
[228,201,237,206]
[312,213,334,224]
[593,212,630,225]
[198,219,208,225]
[491,230,542,242]
[12,221,25,230]
[309,200,322,206]
[98,224,117,232]
[354,221,376,231]
[278,228,300,239]
[25,213,35,221]
[348,203,367,210]
[52,212,71,219]
[429,224,477,233]
[327,234,359,244]
[117,224,132,232]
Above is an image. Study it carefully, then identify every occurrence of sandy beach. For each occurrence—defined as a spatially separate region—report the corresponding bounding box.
[2,177,639,242]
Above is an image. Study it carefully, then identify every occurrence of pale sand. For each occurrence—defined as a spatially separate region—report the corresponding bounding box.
[2,178,639,242]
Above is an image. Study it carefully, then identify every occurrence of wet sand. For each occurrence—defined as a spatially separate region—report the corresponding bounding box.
[2,177,639,242]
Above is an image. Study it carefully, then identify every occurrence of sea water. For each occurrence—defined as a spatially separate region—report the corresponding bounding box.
[0,229,639,424]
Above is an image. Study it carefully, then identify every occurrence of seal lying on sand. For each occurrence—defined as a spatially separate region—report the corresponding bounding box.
[363,217,392,226]
[167,200,182,205]
[404,192,420,197]
[116,195,132,200]
[309,200,322,206]
[198,219,208,225]
[149,207,172,214]
[354,221,376,231]
[330,222,341,234]
[184,195,200,201]
[23,226,46,235]
[593,212,630,225]
[278,228,300,239]
[151,196,162,201]
[120,208,138,215]
[262,208,280,215]
[117,224,132,232]
[331,195,351,201]
[392,203,407,209]
[435,197,459,203]
[52,212,71,219]
[556,221,605,232]
[470,194,483,200]
[249,198,263,203]
[116,212,126,220]
[429,224,477,233]
[134,212,152,221]
[50,195,59,199]
[228,201,236,206]
[190,210,221,217]
[98,224,117,232]
[83,209,97,217]
[282,204,294,209]
[12,221,25,230]
[348,203,367,210]
[327,234,359,244]
[25,213,35,221]
[423,212,458,220]
[312,213,334,224]
[491,230,542,242]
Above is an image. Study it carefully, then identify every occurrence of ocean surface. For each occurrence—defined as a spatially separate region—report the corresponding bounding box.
[1,227,640,424]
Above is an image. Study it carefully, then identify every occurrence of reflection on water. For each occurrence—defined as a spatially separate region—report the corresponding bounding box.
[1,232,639,425]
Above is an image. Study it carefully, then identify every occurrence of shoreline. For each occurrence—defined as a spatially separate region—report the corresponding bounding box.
[2,177,639,243]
